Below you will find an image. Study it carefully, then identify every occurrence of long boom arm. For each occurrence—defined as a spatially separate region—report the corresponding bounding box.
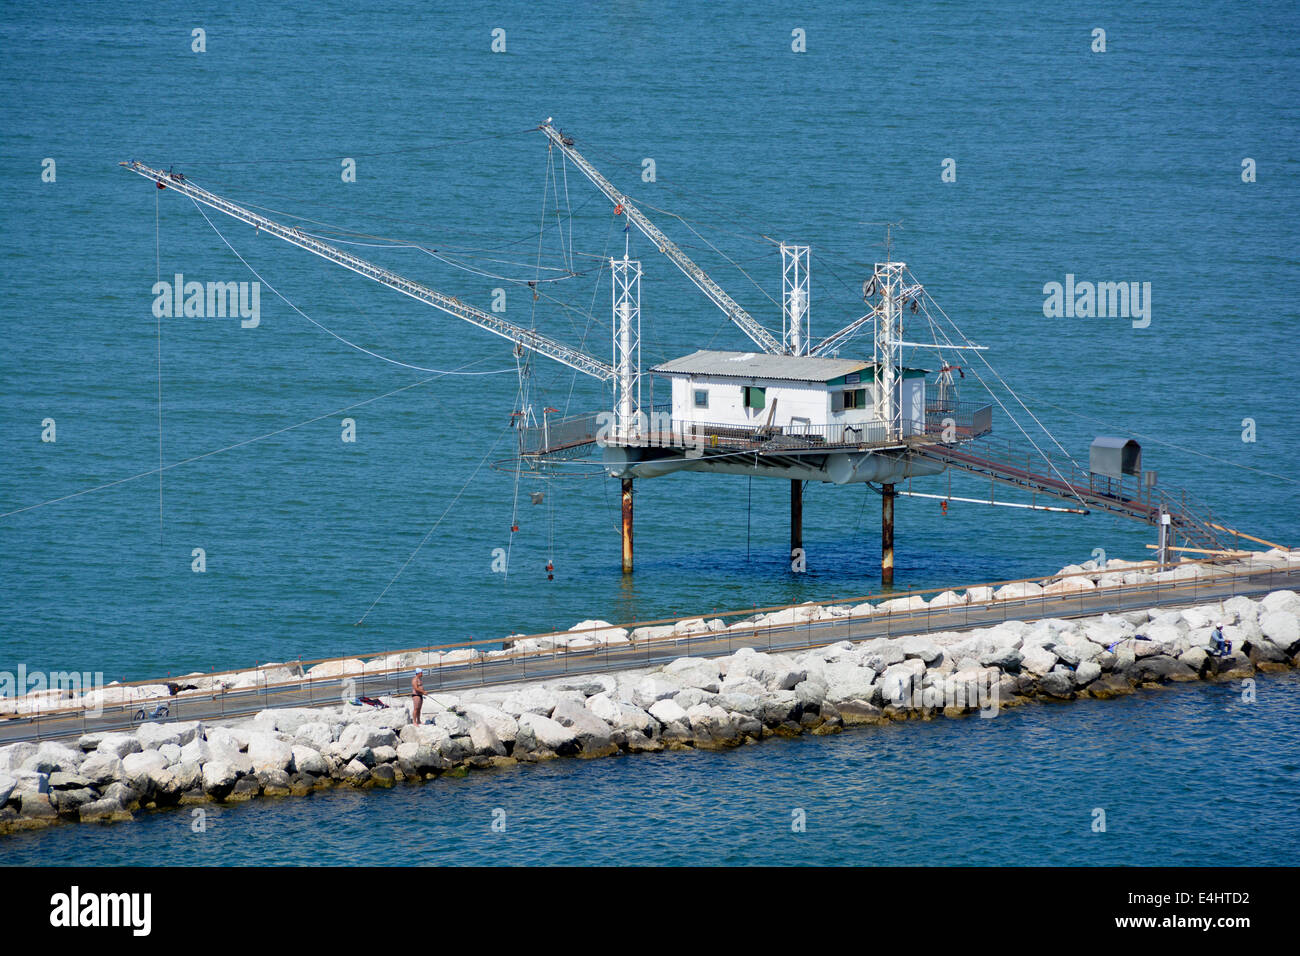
[809,308,878,356]
[120,162,614,381]
[539,123,784,355]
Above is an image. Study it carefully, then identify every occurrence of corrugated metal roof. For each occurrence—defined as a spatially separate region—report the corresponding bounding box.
[650,349,873,383]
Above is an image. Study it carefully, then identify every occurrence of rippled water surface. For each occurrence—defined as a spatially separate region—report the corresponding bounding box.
[6,673,1297,866]
[1,1,1297,864]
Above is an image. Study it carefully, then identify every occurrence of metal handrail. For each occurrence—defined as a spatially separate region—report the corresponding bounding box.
[683,418,896,450]
[7,559,1295,741]
[5,552,1292,730]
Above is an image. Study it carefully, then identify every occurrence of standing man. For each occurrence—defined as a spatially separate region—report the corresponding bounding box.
[411,668,426,725]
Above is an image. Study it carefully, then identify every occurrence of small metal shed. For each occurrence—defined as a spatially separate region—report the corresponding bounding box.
[1089,437,1141,479]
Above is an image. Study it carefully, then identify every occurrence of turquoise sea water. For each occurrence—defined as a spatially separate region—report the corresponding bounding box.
[1,2,1297,863]
[5,672,1299,866]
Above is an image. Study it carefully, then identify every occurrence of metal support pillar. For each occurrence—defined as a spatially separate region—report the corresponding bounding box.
[790,480,803,570]
[621,477,634,574]
[882,483,895,585]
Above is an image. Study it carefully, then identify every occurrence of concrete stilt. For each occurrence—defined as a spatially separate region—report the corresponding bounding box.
[881,482,895,585]
[621,477,634,574]
[790,479,803,571]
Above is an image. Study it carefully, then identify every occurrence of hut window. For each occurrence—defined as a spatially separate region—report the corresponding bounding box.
[834,388,868,411]
[743,385,766,410]
[693,388,709,409]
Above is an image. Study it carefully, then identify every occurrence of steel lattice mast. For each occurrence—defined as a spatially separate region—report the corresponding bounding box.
[780,242,810,355]
[610,255,643,443]
[120,161,615,382]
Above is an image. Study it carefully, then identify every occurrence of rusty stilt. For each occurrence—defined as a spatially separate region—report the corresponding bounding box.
[790,479,804,572]
[881,482,895,585]
[621,477,634,574]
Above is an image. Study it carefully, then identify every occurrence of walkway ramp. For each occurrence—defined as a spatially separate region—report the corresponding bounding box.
[912,437,1230,552]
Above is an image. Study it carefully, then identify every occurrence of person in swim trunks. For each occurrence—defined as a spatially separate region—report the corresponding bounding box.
[411,668,426,725]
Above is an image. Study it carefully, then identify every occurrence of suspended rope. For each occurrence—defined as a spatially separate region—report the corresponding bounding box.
[504,453,522,587]
[671,208,781,310]
[185,170,605,266]
[572,134,779,246]
[414,245,587,285]
[547,476,556,575]
[306,231,592,276]
[531,148,552,333]
[563,209,619,415]
[1,371,474,519]
[560,149,575,273]
[323,266,400,353]
[356,423,512,625]
[503,346,529,587]
[1028,398,1299,485]
[918,288,1089,510]
[923,283,1079,468]
[189,197,515,376]
[155,187,164,542]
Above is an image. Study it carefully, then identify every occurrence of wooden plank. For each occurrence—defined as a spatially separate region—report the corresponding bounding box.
[1209,523,1290,551]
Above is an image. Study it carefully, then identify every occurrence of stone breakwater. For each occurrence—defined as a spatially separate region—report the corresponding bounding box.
[2,589,1298,835]
[2,551,1296,719]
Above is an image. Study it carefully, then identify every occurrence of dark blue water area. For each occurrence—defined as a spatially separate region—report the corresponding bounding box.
[1,2,1298,863]
[4,672,1297,866]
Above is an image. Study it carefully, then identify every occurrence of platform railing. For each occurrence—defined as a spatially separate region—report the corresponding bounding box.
[680,417,896,450]
[923,400,993,439]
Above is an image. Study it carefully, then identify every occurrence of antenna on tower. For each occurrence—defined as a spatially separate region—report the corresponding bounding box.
[856,220,904,261]
[882,220,901,261]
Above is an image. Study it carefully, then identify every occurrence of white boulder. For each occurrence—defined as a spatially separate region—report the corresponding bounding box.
[647,698,689,726]
[569,620,630,645]
[663,657,723,692]
[246,732,294,773]
[631,676,683,709]
[994,582,1044,602]
[305,659,364,680]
